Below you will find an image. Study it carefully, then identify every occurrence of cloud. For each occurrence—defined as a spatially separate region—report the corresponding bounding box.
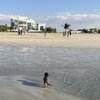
[0,13,27,25]
[0,14,15,20]
[1,13,100,31]
[0,14,28,20]
[37,12,100,31]
[44,12,100,21]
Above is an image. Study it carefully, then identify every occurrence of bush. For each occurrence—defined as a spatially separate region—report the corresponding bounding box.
[0,25,11,32]
[45,27,57,33]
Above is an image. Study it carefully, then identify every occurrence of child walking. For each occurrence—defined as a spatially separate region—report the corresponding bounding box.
[43,72,52,88]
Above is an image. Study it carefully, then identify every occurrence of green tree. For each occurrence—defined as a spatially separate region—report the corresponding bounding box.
[62,23,70,36]
[0,25,11,32]
[64,23,70,32]
[45,27,57,33]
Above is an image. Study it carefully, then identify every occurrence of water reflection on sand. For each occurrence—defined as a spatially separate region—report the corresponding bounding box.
[0,44,100,100]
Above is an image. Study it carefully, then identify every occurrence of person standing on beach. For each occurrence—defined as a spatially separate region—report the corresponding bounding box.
[69,30,72,36]
[18,28,20,35]
[23,27,26,34]
[43,72,52,88]
[20,27,23,35]
[67,29,72,37]
[18,27,22,35]
[44,28,47,37]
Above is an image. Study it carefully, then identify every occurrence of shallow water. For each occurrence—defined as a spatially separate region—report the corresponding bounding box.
[0,44,100,100]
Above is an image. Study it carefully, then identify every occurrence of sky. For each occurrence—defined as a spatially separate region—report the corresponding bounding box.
[0,0,100,31]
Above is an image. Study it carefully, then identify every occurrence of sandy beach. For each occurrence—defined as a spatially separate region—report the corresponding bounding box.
[0,32,100,100]
[0,32,100,48]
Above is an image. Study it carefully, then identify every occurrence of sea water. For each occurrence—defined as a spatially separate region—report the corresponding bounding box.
[0,44,100,100]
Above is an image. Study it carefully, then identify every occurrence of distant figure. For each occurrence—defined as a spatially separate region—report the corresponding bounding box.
[69,30,72,36]
[18,27,23,35]
[43,72,52,88]
[23,28,26,34]
[63,31,66,36]
[67,29,72,37]
[18,28,20,35]
[44,28,47,37]
[20,27,23,35]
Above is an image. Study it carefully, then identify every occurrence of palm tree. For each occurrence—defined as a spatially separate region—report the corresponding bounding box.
[64,23,70,32]
[63,23,70,36]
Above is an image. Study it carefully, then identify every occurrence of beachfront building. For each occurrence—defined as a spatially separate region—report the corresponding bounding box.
[11,17,46,32]
[11,17,35,31]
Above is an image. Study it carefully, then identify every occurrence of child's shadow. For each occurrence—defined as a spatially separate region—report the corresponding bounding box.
[18,80,44,88]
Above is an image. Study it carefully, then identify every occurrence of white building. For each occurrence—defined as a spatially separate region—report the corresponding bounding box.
[11,16,46,32]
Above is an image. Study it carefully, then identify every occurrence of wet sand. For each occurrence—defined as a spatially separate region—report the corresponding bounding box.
[0,75,81,100]
[0,32,100,100]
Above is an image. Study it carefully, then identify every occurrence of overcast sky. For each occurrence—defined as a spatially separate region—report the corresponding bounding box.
[0,0,100,31]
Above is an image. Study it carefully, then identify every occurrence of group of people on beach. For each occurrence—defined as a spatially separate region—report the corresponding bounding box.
[17,27,72,38]
[63,29,72,37]
[18,27,26,35]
